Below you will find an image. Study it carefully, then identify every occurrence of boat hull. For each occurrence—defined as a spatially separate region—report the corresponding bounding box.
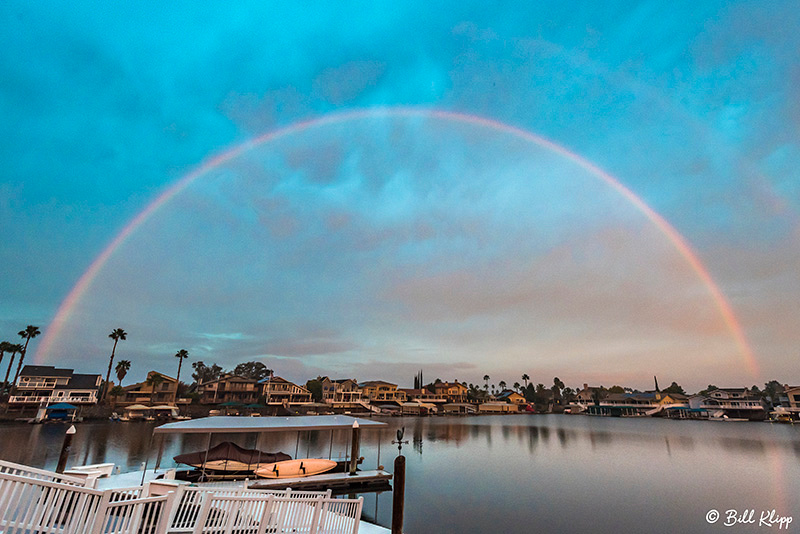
[257,459,338,479]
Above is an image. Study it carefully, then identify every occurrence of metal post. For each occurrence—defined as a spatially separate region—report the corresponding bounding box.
[349,421,360,476]
[154,435,165,471]
[56,425,76,473]
[391,455,405,534]
[201,432,212,481]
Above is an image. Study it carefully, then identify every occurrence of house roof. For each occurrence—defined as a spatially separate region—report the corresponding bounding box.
[20,365,73,378]
[359,380,396,387]
[496,390,524,400]
[56,373,101,390]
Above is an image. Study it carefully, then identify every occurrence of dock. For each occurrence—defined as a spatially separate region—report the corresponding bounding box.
[249,469,393,493]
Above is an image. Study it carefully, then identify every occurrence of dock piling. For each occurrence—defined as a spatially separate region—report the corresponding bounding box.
[56,425,76,473]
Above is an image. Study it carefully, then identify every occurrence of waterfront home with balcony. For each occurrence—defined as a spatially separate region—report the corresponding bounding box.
[195,373,260,405]
[358,380,407,403]
[320,377,362,404]
[120,371,187,406]
[431,381,469,403]
[688,387,767,421]
[9,365,101,407]
[259,375,313,406]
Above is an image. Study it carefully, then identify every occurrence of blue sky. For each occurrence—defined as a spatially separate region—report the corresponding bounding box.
[1,1,798,391]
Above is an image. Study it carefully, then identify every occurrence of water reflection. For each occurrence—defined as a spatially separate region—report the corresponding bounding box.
[0,415,798,534]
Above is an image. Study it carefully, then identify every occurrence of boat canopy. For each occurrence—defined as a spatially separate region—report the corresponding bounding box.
[173,441,291,466]
[46,402,77,410]
[154,415,387,434]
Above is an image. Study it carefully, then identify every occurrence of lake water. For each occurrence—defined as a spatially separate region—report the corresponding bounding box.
[1,415,798,533]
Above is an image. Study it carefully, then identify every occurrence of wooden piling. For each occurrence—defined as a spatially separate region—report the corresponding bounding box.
[56,425,76,473]
[392,454,405,534]
[349,421,360,476]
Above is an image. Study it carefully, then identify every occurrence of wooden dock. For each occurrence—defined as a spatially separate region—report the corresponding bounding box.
[248,469,393,493]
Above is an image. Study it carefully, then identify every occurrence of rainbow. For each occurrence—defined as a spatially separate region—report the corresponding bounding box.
[34,107,760,378]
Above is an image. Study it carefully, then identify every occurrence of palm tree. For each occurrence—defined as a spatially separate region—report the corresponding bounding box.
[513,381,521,392]
[104,328,127,402]
[13,325,41,386]
[498,380,507,391]
[522,374,530,388]
[0,341,11,370]
[115,360,131,387]
[174,349,189,403]
[2,344,23,394]
[146,373,165,406]
[483,375,490,391]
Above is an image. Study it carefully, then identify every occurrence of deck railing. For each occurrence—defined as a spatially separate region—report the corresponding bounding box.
[0,465,362,534]
[168,486,331,533]
[191,493,362,534]
[0,460,87,486]
[0,472,172,534]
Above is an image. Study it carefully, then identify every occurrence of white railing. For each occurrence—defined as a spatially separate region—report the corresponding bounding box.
[8,395,97,405]
[168,486,330,533]
[93,493,175,534]
[0,472,172,534]
[0,460,88,486]
[192,493,362,534]
[0,465,361,534]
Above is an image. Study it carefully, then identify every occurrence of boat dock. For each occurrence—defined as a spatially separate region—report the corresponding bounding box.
[249,469,393,493]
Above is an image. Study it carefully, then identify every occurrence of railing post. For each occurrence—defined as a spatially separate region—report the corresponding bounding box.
[156,491,177,534]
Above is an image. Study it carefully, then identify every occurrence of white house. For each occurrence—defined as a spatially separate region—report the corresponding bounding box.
[9,365,102,406]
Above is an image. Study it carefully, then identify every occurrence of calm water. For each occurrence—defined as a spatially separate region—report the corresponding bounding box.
[1,415,798,533]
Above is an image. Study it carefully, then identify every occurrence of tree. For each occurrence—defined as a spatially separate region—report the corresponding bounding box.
[305,378,323,402]
[109,385,124,407]
[607,385,625,394]
[13,325,41,386]
[115,360,131,387]
[146,373,165,406]
[104,328,127,402]
[549,378,565,405]
[498,380,507,391]
[0,341,10,370]
[174,349,189,402]
[483,375,490,391]
[192,361,223,384]
[762,380,784,405]
[513,382,521,392]
[663,382,685,395]
[2,344,23,394]
[522,374,530,388]
[233,361,271,381]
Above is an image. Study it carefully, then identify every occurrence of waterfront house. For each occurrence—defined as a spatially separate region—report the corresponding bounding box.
[358,380,407,403]
[399,388,446,404]
[575,384,605,404]
[688,387,767,421]
[430,381,469,403]
[121,371,186,406]
[259,375,313,405]
[784,385,800,414]
[320,377,362,404]
[478,401,517,413]
[195,374,260,405]
[495,389,527,407]
[9,365,102,407]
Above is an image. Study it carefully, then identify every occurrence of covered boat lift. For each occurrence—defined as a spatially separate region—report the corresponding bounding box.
[151,415,392,491]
